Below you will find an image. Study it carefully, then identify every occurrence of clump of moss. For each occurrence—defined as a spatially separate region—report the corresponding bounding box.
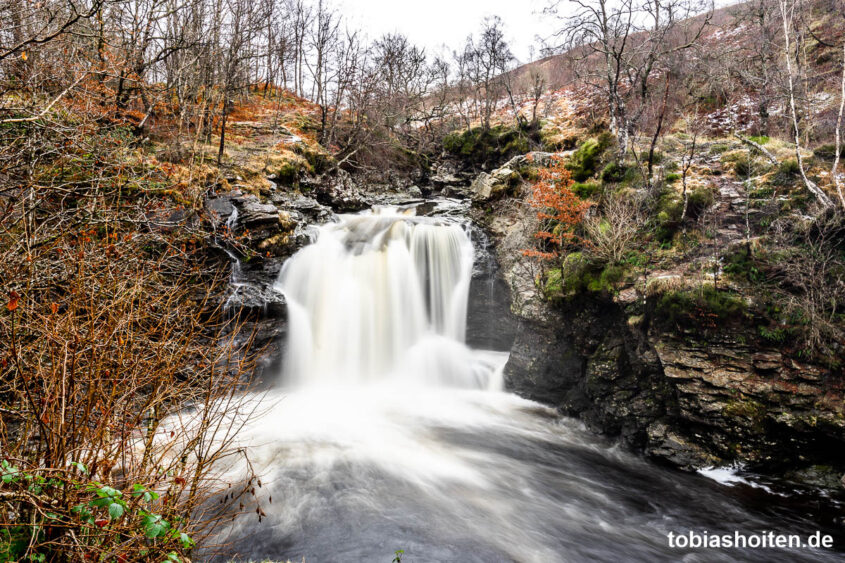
[540,128,579,151]
[543,252,629,299]
[292,143,332,174]
[443,124,532,168]
[722,247,765,283]
[654,285,748,330]
[600,161,638,184]
[566,132,614,182]
[652,185,714,242]
[571,182,601,199]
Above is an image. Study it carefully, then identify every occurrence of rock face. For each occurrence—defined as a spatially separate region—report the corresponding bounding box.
[474,180,845,488]
[501,284,845,480]
[646,333,845,470]
[469,152,554,203]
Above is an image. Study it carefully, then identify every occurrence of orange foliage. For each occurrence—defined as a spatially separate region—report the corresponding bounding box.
[522,154,591,260]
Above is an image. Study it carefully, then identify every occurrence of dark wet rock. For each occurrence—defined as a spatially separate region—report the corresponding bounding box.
[504,317,584,405]
[645,422,719,470]
[206,193,237,224]
[236,196,285,229]
[308,169,370,212]
[225,283,286,320]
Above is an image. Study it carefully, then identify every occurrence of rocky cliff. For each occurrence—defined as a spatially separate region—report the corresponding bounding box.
[469,157,845,492]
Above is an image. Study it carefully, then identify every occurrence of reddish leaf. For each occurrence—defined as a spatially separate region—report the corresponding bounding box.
[6,291,20,312]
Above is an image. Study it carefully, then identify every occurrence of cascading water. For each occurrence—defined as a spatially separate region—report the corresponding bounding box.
[204,202,843,563]
[275,207,504,390]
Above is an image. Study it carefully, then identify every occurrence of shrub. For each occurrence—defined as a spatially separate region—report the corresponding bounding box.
[722,247,765,283]
[665,172,681,183]
[522,155,591,261]
[601,161,638,184]
[652,186,714,242]
[293,142,332,174]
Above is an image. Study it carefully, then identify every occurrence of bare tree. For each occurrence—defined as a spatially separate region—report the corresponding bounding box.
[778,0,833,207]
[833,40,845,208]
[554,0,712,160]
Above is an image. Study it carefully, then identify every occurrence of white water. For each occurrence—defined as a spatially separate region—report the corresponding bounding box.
[275,207,503,390]
[201,204,842,562]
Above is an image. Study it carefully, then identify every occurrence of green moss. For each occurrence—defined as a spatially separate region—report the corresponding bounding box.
[748,135,770,145]
[544,267,564,295]
[724,399,767,430]
[722,247,765,283]
[665,172,681,183]
[541,129,579,151]
[292,143,332,174]
[758,324,792,344]
[566,132,614,182]
[274,160,303,184]
[549,252,629,298]
[651,185,713,243]
[571,182,601,199]
[443,125,531,167]
[654,286,748,330]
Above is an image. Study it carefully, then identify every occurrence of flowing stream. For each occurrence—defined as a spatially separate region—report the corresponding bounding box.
[210,203,843,562]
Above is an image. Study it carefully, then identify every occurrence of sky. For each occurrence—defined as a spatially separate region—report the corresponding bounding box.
[337,0,739,65]
[336,0,562,64]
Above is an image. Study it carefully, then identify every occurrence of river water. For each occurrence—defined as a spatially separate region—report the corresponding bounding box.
[209,202,843,562]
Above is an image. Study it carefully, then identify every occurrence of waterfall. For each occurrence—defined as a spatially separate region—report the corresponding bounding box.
[275,206,502,389]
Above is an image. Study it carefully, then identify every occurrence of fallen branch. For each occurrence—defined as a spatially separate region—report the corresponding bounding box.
[733,133,778,165]
[0,73,87,124]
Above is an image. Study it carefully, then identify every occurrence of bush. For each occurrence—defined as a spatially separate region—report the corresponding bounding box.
[722,246,765,283]
[652,186,714,242]
[549,252,629,297]
[293,142,332,174]
[665,172,681,183]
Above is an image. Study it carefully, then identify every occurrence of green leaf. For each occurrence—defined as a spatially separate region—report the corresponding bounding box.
[142,513,170,539]
[89,497,110,508]
[1,461,21,484]
[108,502,124,520]
[178,532,194,549]
[69,461,89,475]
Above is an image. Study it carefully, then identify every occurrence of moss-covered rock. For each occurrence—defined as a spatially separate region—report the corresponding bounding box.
[565,132,614,182]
